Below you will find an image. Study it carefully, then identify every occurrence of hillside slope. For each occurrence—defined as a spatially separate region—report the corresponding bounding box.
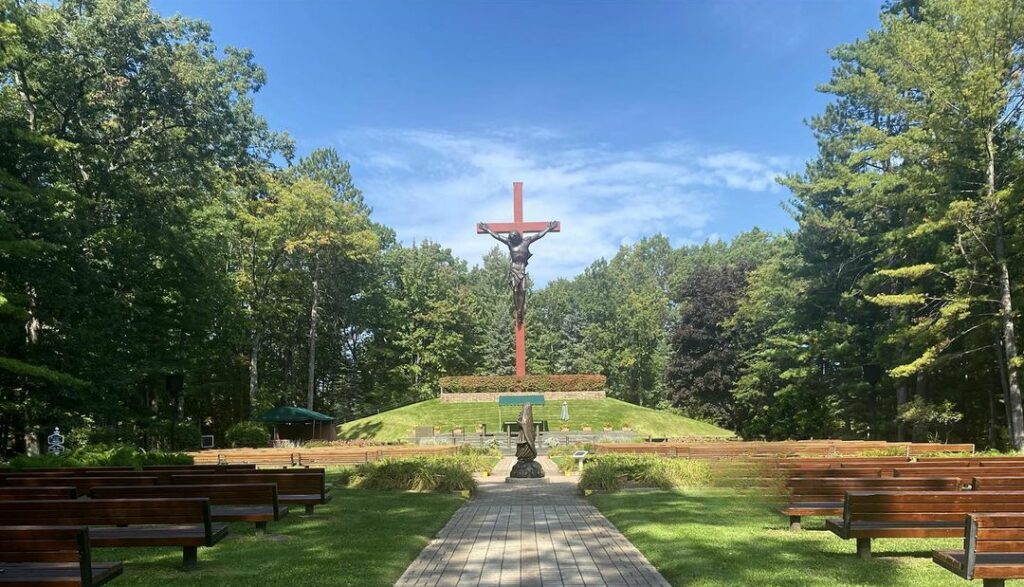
[337,398,733,441]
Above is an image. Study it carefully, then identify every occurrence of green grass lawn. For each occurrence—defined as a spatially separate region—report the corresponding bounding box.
[337,398,733,441]
[590,488,1018,587]
[92,470,463,587]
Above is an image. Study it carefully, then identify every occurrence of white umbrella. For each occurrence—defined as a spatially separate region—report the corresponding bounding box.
[561,401,569,422]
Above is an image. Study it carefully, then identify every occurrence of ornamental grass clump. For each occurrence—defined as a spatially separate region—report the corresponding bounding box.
[578,455,712,492]
[352,457,477,492]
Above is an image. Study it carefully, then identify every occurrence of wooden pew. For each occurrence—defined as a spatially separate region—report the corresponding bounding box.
[0,486,77,500]
[826,491,1024,559]
[91,483,287,533]
[4,476,158,493]
[142,464,256,471]
[934,513,1024,587]
[0,498,229,570]
[971,477,1024,491]
[170,472,330,514]
[0,526,123,586]
[783,477,962,530]
[893,468,1024,487]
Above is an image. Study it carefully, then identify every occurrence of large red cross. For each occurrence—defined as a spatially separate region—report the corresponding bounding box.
[477,182,560,377]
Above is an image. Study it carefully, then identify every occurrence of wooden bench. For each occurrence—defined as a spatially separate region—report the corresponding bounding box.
[170,472,330,514]
[0,498,228,570]
[826,491,1024,559]
[893,468,1024,487]
[783,477,961,530]
[972,477,1024,491]
[0,526,122,586]
[91,483,287,533]
[0,486,77,500]
[4,477,158,493]
[142,464,256,471]
[934,513,1024,587]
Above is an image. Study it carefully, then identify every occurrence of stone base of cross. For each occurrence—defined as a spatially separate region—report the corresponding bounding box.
[477,182,559,377]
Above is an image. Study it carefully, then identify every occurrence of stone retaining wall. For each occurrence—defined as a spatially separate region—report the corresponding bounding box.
[439,390,607,403]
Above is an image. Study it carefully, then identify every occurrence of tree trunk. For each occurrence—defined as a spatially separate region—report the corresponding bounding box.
[989,373,1000,449]
[987,130,1024,450]
[306,278,319,411]
[896,381,910,441]
[913,370,928,442]
[249,330,261,417]
[996,337,1014,444]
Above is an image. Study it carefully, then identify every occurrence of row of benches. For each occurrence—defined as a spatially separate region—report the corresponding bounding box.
[0,464,335,583]
[773,456,1024,586]
[593,440,977,458]
[189,445,458,466]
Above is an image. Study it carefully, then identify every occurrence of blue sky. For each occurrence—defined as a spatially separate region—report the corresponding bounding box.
[157,1,882,284]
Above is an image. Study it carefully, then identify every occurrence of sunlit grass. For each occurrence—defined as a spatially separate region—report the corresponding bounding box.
[91,472,463,587]
[337,398,733,441]
[590,488,1011,586]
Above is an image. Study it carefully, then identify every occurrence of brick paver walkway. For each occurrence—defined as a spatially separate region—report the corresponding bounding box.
[395,457,671,587]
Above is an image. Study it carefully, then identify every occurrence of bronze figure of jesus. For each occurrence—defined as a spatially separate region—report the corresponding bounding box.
[478,221,557,325]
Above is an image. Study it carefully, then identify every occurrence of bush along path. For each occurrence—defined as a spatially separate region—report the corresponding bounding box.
[395,456,670,587]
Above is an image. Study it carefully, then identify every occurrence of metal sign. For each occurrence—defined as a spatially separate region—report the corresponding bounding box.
[497,394,545,407]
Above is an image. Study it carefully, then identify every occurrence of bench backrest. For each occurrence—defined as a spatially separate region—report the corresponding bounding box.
[0,486,77,500]
[5,476,159,492]
[142,464,256,471]
[170,473,325,497]
[0,498,214,543]
[971,477,1024,491]
[962,513,1024,580]
[894,467,1024,479]
[788,477,961,501]
[842,491,1024,528]
[91,483,279,516]
[0,525,94,585]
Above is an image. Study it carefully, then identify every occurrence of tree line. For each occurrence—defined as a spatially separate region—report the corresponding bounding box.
[2,0,1023,452]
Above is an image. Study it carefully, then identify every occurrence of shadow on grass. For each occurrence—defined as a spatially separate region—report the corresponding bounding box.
[92,488,465,587]
[336,420,384,440]
[590,489,967,587]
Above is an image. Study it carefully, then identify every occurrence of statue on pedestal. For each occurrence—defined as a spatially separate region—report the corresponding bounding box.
[509,403,545,479]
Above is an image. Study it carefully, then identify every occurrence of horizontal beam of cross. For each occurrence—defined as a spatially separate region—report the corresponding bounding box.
[476,221,560,234]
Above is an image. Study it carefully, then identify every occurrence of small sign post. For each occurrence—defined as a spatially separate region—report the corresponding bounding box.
[47,427,65,455]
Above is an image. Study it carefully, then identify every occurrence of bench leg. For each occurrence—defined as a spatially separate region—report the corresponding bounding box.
[789,515,801,531]
[856,538,871,560]
[255,521,267,534]
[982,581,1005,587]
[182,546,198,571]
[304,504,315,515]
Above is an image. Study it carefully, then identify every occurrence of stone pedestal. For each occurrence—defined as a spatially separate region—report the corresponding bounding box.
[509,459,545,479]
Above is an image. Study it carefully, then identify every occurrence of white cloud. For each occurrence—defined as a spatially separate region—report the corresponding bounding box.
[338,128,795,285]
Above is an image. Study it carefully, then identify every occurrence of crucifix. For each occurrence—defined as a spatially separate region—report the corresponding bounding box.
[477,182,560,377]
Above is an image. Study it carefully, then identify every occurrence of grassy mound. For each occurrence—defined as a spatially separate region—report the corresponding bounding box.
[337,398,733,441]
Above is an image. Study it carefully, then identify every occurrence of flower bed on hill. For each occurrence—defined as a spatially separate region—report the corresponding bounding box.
[439,374,606,393]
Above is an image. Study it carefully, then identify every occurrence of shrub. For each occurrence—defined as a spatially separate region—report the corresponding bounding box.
[578,455,712,492]
[331,467,356,487]
[438,374,607,394]
[454,445,502,474]
[8,444,192,470]
[225,422,271,448]
[352,457,477,492]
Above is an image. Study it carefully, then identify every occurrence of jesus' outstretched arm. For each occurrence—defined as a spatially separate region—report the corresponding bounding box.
[477,223,509,245]
[525,221,558,244]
